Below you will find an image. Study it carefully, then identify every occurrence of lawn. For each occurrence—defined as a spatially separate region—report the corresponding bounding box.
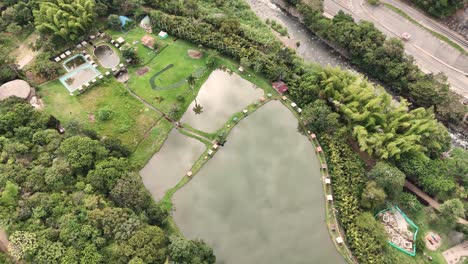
[38,27,277,168]
[38,78,172,166]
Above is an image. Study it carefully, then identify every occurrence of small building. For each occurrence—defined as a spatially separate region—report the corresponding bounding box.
[282,96,287,101]
[272,81,289,95]
[321,163,327,169]
[290,102,297,108]
[186,171,193,177]
[141,35,155,49]
[316,146,322,153]
[324,178,331,184]
[207,149,214,156]
[336,237,344,244]
[116,37,125,44]
[238,66,244,73]
[310,133,316,139]
[140,15,152,33]
[0,79,32,101]
[327,195,333,201]
[243,109,248,114]
[158,31,168,39]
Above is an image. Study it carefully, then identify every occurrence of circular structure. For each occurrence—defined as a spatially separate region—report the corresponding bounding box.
[0,79,31,101]
[94,45,120,69]
[188,49,202,59]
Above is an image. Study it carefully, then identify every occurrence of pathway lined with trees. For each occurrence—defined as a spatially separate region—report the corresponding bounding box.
[404,180,467,225]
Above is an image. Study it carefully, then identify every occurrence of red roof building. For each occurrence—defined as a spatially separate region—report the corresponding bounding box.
[272,81,288,95]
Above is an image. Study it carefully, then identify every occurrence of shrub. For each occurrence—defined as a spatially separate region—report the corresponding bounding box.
[97,108,113,122]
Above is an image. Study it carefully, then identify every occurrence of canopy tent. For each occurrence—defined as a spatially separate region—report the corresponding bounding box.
[119,16,132,28]
[140,15,152,33]
[158,31,168,39]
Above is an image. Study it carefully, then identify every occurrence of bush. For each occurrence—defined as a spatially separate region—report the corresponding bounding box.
[398,193,423,215]
[97,108,113,122]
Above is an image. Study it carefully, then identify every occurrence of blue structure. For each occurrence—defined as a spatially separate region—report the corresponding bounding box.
[119,16,132,28]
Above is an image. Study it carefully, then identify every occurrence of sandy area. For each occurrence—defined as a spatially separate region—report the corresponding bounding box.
[180,70,264,132]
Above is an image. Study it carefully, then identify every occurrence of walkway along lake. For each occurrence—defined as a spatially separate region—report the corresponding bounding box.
[172,101,344,263]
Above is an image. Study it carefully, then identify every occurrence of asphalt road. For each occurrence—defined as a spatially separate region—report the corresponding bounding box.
[323,0,468,97]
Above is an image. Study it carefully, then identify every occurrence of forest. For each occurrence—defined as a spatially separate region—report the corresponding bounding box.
[0,99,215,263]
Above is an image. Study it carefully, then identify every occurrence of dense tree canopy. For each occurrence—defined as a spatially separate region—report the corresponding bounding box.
[0,99,174,263]
[33,0,95,42]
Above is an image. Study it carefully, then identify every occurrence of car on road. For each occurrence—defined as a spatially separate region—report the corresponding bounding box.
[401,32,411,41]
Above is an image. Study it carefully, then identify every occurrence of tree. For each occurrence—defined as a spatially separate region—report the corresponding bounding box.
[108,14,121,30]
[409,73,449,109]
[398,193,423,214]
[59,136,108,172]
[110,173,151,212]
[361,181,386,211]
[121,226,168,264]
[8,231,38,261]
[33,0,96,42]
[0,181,19,208]
[368,162,405,199]
[205,50,219,68]
[32,53,62,80]
[168,235,215,264]
[439,198,465,227]
[192,104,203,115]
[121,45,139,64]
[301,100,340,134]
[87,157,129,193]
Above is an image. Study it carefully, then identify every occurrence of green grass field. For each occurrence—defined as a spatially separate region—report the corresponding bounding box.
[39,26,277,168]
[38,78,170,165]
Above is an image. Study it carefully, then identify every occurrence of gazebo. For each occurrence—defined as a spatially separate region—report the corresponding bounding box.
[140,15,152,33]
[141,35,155,49]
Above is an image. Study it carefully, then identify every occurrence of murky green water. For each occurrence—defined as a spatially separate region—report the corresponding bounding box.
[140,129,205,201]
[173,101,344,264]
[180,70,264,132]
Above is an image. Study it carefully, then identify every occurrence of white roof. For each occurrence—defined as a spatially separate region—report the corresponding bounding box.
[291,102,297,107]
[336,237,343,244]
[326,195,333,201]
[158,31,168,37]
[116,37,125,44]
[0,79,31,101]
[324,178,331,184]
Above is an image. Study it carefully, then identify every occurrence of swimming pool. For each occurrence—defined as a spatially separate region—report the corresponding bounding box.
[59,62,101,93]
[63,54,88,72]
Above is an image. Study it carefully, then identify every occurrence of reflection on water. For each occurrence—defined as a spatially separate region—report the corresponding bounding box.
[173,101,344,264]
[140,129,205,201]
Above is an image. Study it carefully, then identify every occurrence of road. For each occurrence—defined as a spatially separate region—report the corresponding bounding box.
[323,0,468,97]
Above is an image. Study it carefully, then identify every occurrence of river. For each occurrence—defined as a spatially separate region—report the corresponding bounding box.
[245,0,468,149]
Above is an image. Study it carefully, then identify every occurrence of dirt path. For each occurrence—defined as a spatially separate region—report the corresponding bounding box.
[404,180,467,225]
[0,229,9,253]
[11,33,40,69]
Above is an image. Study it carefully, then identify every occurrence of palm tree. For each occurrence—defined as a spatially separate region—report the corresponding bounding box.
[187,75,202,114]
[192,104,203,115]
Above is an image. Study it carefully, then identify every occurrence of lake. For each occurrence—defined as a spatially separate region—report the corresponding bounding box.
[173,101,344,264]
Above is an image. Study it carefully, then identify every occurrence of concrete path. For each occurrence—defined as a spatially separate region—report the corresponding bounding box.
[404,180,467,225]
[442,240,468,264]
